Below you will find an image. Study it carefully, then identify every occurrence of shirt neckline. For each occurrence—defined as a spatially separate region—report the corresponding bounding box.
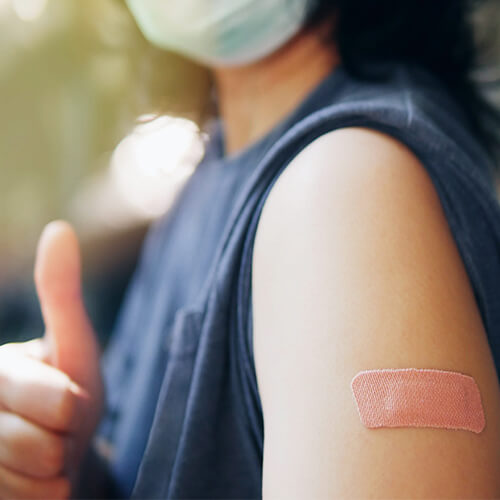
[207,64,345,167]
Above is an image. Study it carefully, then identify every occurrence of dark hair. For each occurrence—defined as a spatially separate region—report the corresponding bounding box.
[307,0,500,168]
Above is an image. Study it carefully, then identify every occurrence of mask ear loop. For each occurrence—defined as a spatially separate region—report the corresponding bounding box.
[351,368,486,433]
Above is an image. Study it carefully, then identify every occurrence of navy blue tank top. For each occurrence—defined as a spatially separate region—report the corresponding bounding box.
[92,61,500,499]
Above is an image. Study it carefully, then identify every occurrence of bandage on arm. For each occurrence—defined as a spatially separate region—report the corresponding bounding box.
[351,368,485,433]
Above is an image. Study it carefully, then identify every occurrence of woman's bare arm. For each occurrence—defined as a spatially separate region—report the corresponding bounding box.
[252,127,500,499]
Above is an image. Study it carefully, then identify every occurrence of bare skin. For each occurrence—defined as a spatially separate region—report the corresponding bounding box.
[252,128,500,498]
[213,16,340,155]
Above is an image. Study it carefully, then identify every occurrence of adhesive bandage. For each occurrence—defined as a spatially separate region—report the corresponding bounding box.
[351,368,485,433]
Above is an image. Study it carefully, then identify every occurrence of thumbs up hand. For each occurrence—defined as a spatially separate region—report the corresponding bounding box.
[0,221,105,499]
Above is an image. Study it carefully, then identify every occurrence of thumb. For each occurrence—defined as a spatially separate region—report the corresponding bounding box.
[34,220,99,389]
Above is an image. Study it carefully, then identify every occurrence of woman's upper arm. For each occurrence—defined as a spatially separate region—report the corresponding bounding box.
[251,127,500,499]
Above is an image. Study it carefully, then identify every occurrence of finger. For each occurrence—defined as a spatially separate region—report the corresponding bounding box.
[0,339,50,364]
[0,463,70,500]
[34,221,99,387]
[0,411,69,479]
[0,352,87,433]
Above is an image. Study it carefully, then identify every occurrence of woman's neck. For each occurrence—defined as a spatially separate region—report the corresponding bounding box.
[212,19,340,156]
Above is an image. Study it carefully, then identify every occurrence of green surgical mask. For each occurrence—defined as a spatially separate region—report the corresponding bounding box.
[126,0,317,66]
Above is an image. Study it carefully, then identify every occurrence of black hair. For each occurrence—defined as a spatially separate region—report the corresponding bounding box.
[307,0,500,168]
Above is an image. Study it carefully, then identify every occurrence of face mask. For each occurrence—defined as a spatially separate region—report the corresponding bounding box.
[125,0,316,67]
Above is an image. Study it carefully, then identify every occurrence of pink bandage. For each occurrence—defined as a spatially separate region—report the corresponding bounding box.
[351,368,485,433]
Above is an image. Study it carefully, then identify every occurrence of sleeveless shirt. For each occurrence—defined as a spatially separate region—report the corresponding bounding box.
[93,61,500,499]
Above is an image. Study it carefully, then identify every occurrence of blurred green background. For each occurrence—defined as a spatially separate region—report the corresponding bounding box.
[1,0,499,347]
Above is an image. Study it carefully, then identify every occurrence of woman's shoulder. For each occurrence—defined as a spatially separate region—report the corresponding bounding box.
[251,62,500,245]
[287,61,496,183]
[251,82,500,324]
[236,61,500,357]
[252,124,461,272]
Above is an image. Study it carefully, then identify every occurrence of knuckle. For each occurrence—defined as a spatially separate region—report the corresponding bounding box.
[5,426,36,469]
[3,421,64,479]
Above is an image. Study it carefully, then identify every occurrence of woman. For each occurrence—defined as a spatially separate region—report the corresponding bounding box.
[1,1,500,498]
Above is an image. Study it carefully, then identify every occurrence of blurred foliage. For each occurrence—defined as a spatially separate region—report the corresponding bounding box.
[0,0,211,281]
